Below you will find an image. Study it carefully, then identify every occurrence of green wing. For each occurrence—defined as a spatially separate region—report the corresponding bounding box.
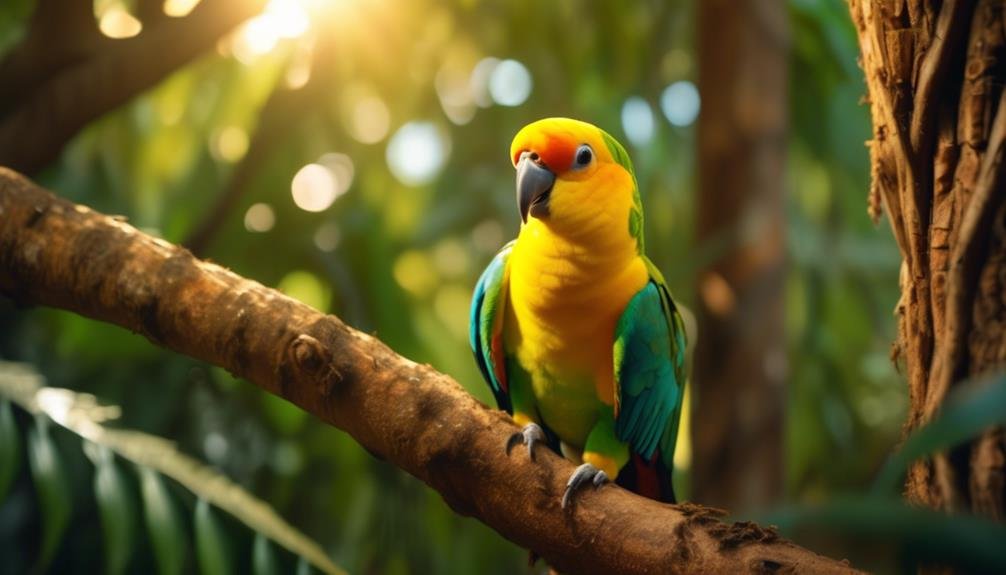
[612,258,687,469]
[469,241,515,412]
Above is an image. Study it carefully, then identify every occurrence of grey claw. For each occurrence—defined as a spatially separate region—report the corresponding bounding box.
[506,423,545,461]
[562,463,608,509]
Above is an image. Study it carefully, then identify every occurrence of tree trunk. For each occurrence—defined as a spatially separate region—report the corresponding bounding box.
[848,0,1005,523]
[693,0,788,511]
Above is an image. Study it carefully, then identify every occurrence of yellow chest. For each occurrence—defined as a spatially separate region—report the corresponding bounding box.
[503,219,648,405]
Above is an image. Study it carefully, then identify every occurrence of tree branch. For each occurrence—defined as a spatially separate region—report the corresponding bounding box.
[0,168,860,574]
[0,0,267,175]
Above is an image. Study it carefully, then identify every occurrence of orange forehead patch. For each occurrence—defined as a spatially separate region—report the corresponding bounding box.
[511,118,596,173]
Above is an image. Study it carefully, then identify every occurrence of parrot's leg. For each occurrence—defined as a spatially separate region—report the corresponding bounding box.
[562,409,629,509]
[504,374,545,460]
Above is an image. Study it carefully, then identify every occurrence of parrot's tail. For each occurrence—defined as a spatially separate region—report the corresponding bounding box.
[617,451,676,503]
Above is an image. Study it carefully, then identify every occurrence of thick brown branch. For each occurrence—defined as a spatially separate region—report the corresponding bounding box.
[0,0,104,116]
[0,169,858,574]
[0,0,266,175]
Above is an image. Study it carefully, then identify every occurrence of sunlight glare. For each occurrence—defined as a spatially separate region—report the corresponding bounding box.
[266,0,309,39]
[386,122,450,186]
[99,6,142,39]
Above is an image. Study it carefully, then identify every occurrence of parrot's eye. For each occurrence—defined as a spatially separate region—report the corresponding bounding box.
[573,144,593,169]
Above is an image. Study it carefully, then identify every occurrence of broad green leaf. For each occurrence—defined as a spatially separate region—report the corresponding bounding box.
[195,498,232,575]
[93,446,134,575]
[296,556,313,575]
[139,467,187,575]
[253,533,279,575]
[874,372,1006,493]
[766,497,1006,573]
[0,400,20,501]
[27,417,71,572]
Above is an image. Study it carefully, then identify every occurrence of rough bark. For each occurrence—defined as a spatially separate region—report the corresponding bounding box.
[0,0,266,175]
[0,169,859,574]
[694,0,788,511]
[848,0,1006,522]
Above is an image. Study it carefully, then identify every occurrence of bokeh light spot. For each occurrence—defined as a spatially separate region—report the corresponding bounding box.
[313,222,341,252]
[660,81,701,127]
[393,250,438,298]
[436,61,477,125]
[471,220,504,253]
[278,270,331,311]
[469,57,500,108]
[432,238,469,279]
[163,0,201,17]
[621,96,655,147]
[434,284,473,339]
[350,96,391,144]
[489,59,532,107]
[291,163,337,212]
[244,203,275,233]
[386,122,450,186]
[212,126,249,163]
[99,6,142,39]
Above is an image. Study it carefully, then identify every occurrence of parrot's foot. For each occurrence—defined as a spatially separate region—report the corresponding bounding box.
[506,423,545,461]
[562,463,608,509]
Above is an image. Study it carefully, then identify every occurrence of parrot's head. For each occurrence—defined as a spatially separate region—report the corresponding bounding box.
[509,118,643,247]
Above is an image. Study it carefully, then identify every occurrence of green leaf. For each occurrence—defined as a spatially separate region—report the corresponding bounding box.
[874,372,1006,494]
[0,400,20,501]
[139,467,187,575]
[92,446,135,575]
[195,498,232,575]
[766,497,1006,573]
[27,416,71,572]
[296,556,313,575]
[253,533,279,575]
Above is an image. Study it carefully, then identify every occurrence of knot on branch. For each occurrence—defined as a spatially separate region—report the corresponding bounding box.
[288,333,341,396]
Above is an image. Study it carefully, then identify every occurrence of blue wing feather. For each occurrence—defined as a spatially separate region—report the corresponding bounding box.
[469,241,515,412]
[613,264,686,466]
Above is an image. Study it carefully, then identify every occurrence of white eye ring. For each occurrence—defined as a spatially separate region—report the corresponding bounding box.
[573,144,593,169]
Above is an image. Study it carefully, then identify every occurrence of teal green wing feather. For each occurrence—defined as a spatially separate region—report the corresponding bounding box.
[469,241,515,412]
[613,258,687,468]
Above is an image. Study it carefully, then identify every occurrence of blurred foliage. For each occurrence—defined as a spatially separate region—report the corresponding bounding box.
[0,361,344,574]
[0,0,923,572]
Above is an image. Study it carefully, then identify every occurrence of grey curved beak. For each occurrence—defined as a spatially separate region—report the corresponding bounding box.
[516,152,555,223]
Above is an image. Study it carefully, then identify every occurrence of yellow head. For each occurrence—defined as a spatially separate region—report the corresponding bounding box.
[509,118,642,248]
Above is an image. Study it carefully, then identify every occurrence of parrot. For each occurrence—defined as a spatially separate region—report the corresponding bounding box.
[469,117,687,507]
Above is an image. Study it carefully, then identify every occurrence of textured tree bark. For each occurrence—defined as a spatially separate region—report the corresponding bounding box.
[0,0,266,175]
[848,0,1005,526]
[0,169,860,574]
[694,0,788,511]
